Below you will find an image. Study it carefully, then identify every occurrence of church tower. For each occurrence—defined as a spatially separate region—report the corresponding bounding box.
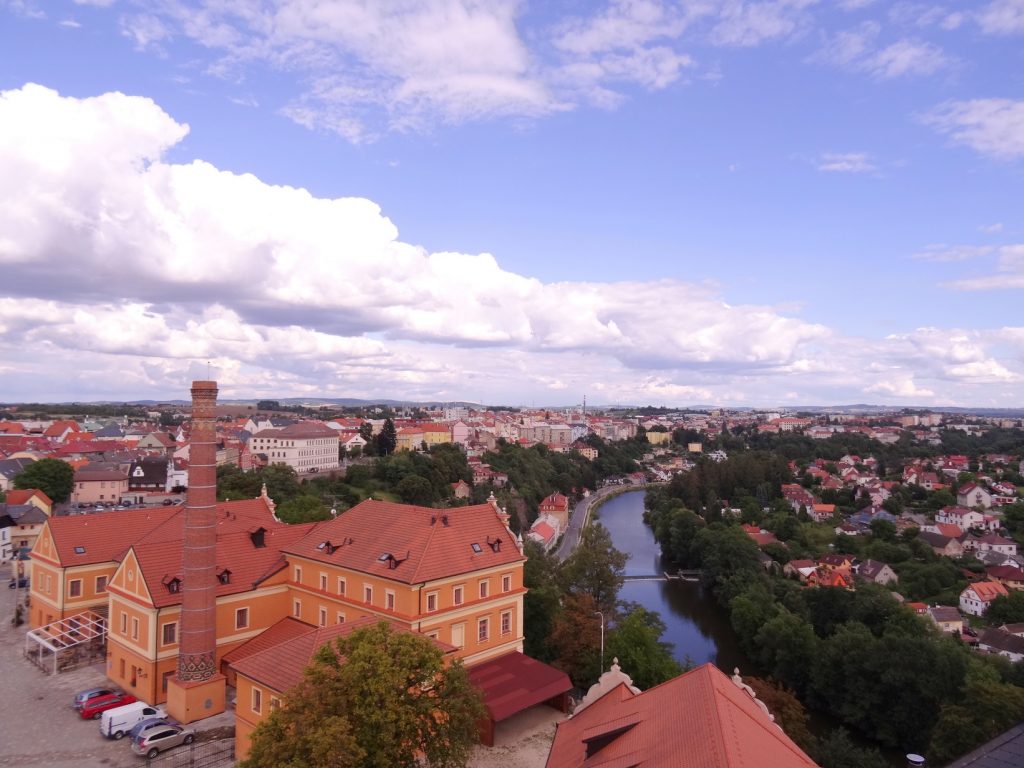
[166,380,226,723]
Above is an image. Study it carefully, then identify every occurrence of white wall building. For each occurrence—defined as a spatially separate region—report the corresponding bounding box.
[248,422,340,474]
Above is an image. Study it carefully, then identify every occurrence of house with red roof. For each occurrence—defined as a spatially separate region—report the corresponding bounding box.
[958,483,993,509]
[545,662,819,768]
[960,580,1010,616]
[539,492,570,530]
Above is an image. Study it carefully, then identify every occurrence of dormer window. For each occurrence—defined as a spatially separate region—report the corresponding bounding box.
[249,527,266,548]
[217,569,232,585]
[164,576,181,594]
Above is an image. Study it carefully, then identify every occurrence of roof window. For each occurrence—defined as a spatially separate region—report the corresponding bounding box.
[74,546,86,554]
[471,543,483,554]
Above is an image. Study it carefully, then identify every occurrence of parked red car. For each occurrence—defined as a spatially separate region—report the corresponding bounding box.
[79,692,137,720]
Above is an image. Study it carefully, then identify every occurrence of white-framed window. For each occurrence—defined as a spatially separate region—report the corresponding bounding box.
[320,573,328,591]
[235,607,249,630]
[131,617,139,641]
[453,585,464,606]
[426,592,438,612]
[364,585,373,605]
[293,599,302,618]
[337,577,346,596]
[502,574,512,593]
[477,617,489,643]
[270,697,281,712]
[452,623,465,648]
[501,610,511,635]
[386,590,396,611]
[162,622,177,645]
[120,612,127,634]
[69,579,82,598]
[478,579,489,599]
[252,687,263,714]
[294,566,302,583]
[96,575,108,593]
[319,607,327,627]
[337,612,346,624]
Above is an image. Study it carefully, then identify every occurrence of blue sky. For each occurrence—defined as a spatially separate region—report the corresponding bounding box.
[1,0,1022,407]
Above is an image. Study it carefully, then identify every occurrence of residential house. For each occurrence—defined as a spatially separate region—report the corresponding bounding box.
[978,628,1024,663]
[928,605,964,634]
[817,554,854,576]
[784,559,818,583]
[136,432,177,454]
[741,524,779,548]
[986,565,1024,591]
[857,559,898,586]
[958,483,993,509]
[809,503,837,523]
[2,503,48,557]
[961,581,1010,616]
[545,663,820,768]
[538,492,570,531]
[918,530,964,558]
[0,457,34,492]
[71,465,129,505]
[4,488,53,516]
[527,515,560,552]
[0,512,13,563]
[127,458,169,499]
[972,533,1018,558]
[808,569,850,589]
[451,480,472,500]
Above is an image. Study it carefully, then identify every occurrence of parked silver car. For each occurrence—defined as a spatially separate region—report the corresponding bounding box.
[130,723,195,759]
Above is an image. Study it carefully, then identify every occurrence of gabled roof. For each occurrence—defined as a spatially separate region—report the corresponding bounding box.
[132,522,320,608]
[545,663,819,768]
[5,488,52,507]
[283,499,523,584]
[229,617,454,694]
[966,581,1009,602]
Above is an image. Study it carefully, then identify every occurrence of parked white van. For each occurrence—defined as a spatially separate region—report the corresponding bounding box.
[99,701,165,740]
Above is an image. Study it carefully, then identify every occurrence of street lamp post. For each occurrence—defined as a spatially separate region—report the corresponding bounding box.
[594,610,605,674]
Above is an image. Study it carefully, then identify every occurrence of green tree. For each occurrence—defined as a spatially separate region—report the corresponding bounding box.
[377,418,397,455]
[13,458,74,502]
[746,677,816,754]
[559,522,627,615]
[277,494,332,524]
[243,622,483,768]
[522,539,561,662]
[985,591,1024,626]
[396,475,435,506]
[548,592,602,687]
[605,605,684,690]
[814,728,889,768]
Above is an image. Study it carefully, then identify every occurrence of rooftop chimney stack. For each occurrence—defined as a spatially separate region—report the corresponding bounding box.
[166,380,226,723]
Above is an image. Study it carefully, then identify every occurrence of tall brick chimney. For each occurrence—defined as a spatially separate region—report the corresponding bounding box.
[166,380,226,723]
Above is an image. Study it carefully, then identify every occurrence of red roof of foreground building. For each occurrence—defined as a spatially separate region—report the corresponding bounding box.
[545,663,820,768]
[229,617,455,694]
[469,651,571,722]
[284,499,523,584]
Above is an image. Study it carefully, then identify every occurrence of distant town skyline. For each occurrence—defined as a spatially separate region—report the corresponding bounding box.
[1,1,1022,407]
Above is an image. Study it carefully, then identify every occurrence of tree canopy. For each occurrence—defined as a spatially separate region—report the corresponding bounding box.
[13,458,74,502]
[241,622,483,768]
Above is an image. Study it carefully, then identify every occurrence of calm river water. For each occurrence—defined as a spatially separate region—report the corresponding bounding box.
[596,489,906,766]
[595,489,752,674]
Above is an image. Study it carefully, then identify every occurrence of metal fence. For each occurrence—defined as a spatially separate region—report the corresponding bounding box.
[147,738,235,768]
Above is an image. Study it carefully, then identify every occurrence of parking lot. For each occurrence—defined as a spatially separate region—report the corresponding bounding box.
[0,585,233,767]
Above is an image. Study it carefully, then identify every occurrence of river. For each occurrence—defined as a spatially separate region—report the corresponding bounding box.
[595,489,906,766]
[595,489,752,674]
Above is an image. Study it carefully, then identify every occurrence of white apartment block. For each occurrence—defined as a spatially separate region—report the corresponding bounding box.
[248,422,340,474]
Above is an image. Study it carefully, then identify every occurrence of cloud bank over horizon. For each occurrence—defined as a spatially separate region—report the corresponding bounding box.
[0,83,1022,407]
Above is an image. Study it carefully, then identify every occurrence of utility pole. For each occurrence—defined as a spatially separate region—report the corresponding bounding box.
[594,610,605,673]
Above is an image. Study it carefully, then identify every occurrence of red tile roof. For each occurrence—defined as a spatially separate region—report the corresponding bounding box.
[221,617,313,666]
[5,488,52,506]
[229,617,455,694]
[545,664,819,768]
[468,651,571,722]
[283,500,524,584]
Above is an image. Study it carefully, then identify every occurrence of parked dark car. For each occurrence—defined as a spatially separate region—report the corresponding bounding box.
[8,577,29,589]
[73,687,118,710]
[79,692,137,720]
[131,723,195,759]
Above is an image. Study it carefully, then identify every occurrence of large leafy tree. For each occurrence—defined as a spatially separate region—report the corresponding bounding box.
[242,622,483,768]
[605,605,684,690]
[13,458,73,502]
[558,522,627,615]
